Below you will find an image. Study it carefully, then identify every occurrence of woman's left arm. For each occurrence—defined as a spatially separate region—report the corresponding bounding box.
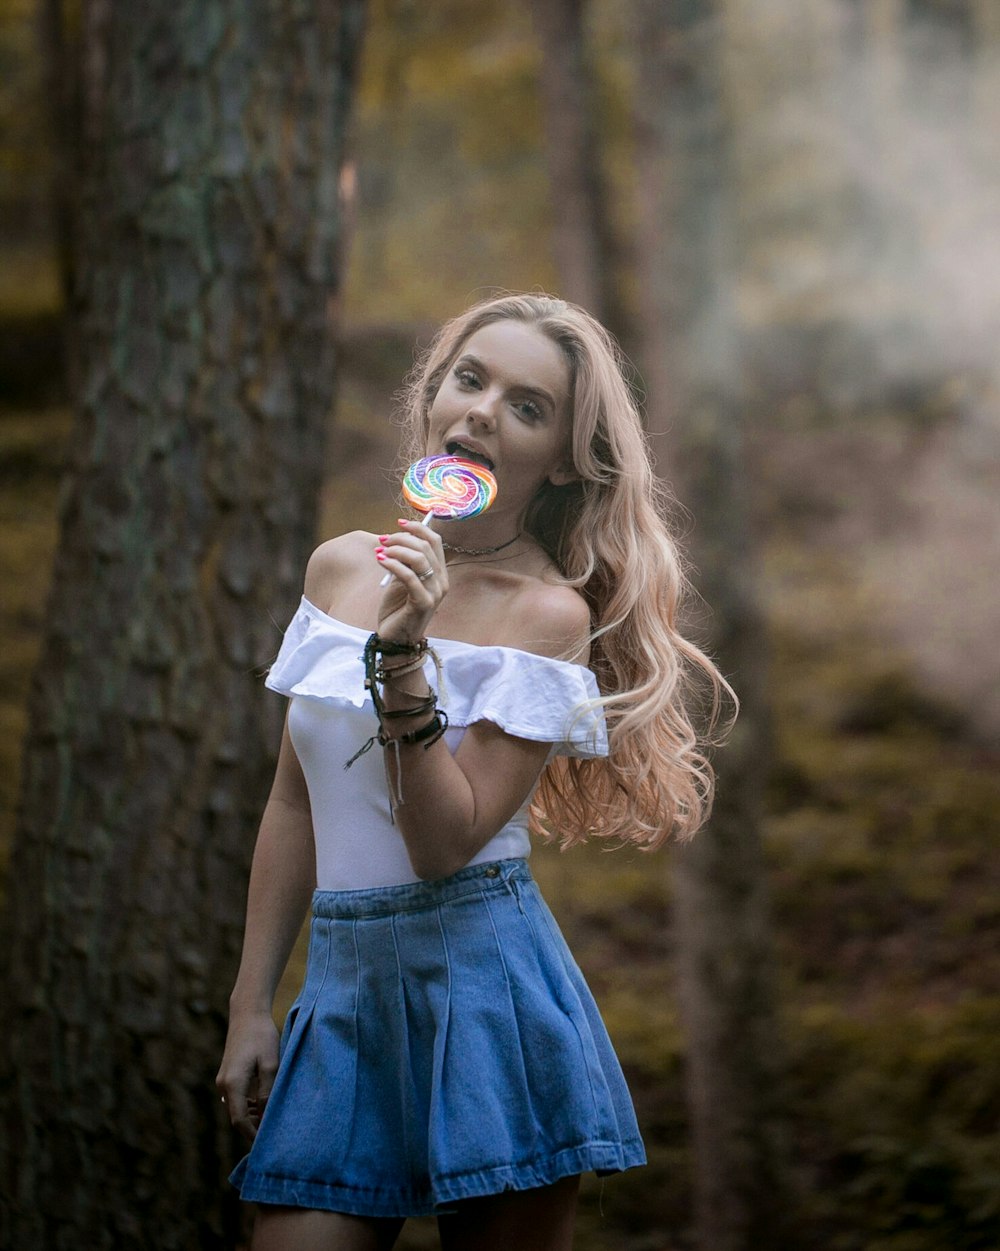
[389,722,556,879]
[373,521,590,880]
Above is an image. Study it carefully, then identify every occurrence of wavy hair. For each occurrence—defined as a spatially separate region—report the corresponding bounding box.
[396,292,737,848]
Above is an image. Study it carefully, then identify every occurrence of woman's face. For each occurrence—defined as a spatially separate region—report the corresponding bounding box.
[425,320,575,521]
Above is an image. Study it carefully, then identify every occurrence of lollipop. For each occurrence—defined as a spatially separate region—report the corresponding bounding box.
[402,454,498,519]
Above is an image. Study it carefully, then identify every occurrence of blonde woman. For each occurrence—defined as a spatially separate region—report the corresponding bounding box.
[218,294,734,1251]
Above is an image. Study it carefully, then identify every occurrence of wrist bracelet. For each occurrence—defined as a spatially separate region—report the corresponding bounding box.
[344,634,447,775]
[344,702,447,759]
[375,634,428,657]
[378,694,438,721]
[396,709,449,748]
[376,654,427,682]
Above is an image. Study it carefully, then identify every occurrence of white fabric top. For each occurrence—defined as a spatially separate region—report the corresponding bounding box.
[264,596,609,890]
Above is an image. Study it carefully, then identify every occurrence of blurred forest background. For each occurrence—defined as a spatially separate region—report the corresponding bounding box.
[1,0,999,1248]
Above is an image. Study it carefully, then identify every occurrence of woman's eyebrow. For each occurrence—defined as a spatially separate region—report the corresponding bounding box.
[457,354,556,408]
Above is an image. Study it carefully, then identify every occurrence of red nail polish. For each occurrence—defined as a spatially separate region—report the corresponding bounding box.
[376,552,386,562]
[398,518,409,526]
[378,535,388,543]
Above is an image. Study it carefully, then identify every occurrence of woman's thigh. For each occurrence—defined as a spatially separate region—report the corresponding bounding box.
[437,1175,580,1251]
[250,1204,405,1251]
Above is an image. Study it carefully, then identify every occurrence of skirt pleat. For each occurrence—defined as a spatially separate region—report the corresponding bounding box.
[230,859,645,1218]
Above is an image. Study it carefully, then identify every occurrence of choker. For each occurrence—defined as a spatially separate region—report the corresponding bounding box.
[441,532,522,557]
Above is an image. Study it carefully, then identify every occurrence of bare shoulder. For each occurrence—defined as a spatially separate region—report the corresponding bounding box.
[502,579,592,664]
[304,531,374,604]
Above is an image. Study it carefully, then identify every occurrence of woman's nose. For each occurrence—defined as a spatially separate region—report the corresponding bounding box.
[465,393,497,430]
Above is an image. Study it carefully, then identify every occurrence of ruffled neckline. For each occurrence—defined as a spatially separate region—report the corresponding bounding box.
[265,596,609,758]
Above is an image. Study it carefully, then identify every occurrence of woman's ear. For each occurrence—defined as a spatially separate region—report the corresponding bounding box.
[547,459,579,487]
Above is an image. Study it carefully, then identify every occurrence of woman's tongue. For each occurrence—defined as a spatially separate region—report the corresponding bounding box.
[446,442,494,471]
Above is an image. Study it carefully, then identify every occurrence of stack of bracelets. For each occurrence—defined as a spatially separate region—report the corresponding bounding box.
[344,634,448,800]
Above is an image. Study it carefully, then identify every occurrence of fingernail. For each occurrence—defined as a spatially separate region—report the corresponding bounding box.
[376,552,386,562]
[398,518,409,526]
[375,545,385,554]
[378,535,388,542]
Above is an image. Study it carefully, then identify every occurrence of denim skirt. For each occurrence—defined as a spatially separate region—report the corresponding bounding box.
[229,858,646,1218]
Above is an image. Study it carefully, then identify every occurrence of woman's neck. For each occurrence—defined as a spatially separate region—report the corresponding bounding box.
[429,510,523,554]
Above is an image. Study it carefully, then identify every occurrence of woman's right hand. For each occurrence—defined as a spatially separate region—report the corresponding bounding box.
[216,1009,280,1142]
[375,519,449,643]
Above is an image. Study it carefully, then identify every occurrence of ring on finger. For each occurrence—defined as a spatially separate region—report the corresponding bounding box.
[417,566,435,581]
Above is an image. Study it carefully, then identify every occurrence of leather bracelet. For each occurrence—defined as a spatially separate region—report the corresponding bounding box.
[375,634,428,657]
[378,694,438,721]
[375,654,427,682]
[345,633,445,773]
[395,709,449,749]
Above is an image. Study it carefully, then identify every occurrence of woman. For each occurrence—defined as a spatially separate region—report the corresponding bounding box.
[217,293,735,1251]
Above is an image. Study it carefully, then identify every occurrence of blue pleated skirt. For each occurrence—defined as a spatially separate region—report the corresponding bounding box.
[229,858,645,1218]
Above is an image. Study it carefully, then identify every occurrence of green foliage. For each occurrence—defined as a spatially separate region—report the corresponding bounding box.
[790,999,1000,1250]
[0,0,60,320]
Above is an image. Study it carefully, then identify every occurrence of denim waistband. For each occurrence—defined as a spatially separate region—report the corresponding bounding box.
[311,858,533,920]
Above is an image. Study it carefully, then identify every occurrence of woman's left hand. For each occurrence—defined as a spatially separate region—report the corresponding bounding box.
[376,519,449,643]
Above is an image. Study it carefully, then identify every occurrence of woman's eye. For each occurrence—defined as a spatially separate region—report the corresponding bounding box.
[516,399,542,421]
[455,369,480,389]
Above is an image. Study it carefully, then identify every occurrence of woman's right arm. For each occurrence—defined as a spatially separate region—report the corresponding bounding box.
[216,709,315,1141]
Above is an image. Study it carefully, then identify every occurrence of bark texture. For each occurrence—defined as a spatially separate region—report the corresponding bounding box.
[630,3,795,1247]
[0,2,365,1247]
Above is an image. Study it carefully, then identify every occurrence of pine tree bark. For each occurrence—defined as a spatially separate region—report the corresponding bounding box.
[0,2,366,1248]
[630,3,795,1247]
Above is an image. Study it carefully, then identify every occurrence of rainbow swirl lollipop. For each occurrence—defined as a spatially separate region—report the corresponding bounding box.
[402,454,498,519]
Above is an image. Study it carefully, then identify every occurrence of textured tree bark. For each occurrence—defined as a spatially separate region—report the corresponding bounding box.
[629,3,795,1247]
[0,2,366,1247]
[529,0,619,327]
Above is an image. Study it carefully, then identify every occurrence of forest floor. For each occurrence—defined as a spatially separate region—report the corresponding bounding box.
[2,337,998,1251]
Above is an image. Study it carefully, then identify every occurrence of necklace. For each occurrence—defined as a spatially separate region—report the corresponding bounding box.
[441,532,522,557]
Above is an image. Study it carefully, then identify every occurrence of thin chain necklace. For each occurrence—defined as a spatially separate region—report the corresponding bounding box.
[441,532,522,557]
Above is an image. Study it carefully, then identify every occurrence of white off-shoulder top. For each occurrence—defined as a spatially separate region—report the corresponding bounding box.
[264,596,609,890]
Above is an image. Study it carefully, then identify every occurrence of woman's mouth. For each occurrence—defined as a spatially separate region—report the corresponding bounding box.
[445,441,495,471]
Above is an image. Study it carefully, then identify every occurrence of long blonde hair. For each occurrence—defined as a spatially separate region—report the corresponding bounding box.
[397,293,737,848]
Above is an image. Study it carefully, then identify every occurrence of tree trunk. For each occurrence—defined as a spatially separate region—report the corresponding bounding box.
[971,0,1000,138]
[629,3,795,1247]
[0,2,366,1248]
[529,0,618,327]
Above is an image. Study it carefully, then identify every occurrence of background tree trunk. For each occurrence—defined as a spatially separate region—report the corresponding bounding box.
[971,0,1000,138]
[0,2,366,1247]
[529,0,619,327]
[629,3,796,1246]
